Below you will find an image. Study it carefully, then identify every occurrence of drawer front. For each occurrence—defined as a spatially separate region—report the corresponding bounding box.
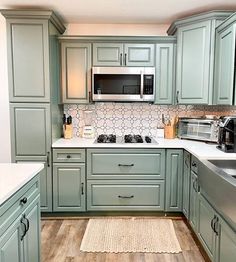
[87,180,165,211]
[53,149,85,163]
[87,149,165,179]
[0,175,40,235]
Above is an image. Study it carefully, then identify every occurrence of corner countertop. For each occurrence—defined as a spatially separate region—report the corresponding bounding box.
[0,163,44,206]
[52,137,236,160]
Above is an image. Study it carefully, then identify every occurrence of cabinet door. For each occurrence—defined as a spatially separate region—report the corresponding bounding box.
[182,151,190,219]
[176,21,211,104]
[189,171,199,232]
[214,24,236,105]
[10,103,51,158]
[155,43,175,104]
[198,194,216,261]
[53,163,86,212]
[93,43,123,66]
[217,217,236,262]
[61,42,91,103]
[6,19,50,102]
[165,149,183,211]
[0,218,23,262]
[23,197,41,262]
[124,44,155,67]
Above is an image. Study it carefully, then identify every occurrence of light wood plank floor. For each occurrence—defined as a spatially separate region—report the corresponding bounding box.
[41,218,209,262]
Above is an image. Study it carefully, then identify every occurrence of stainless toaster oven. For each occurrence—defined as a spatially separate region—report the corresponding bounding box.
[178,117,220,142]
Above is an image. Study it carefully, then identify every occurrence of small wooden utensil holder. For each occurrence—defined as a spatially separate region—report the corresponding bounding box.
[63,124,73,139]
[164,125,175,139]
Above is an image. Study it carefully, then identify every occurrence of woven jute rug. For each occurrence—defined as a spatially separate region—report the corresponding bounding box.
[80,218,182,253]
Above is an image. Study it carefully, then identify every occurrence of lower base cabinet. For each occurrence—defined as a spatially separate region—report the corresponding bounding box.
[87,180,165,211]
[0,175,41,262]
[53,163,86,212]
[216,216,236,262]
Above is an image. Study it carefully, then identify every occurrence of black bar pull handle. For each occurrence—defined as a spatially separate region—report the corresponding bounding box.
[118,195,134,199]
[118,164,134,167]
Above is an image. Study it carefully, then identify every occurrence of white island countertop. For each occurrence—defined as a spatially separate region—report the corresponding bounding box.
[52,137,236,160]
[0,163,44,206]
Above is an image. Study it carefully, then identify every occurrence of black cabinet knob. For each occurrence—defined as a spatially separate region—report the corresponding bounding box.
[20,197,28,205]
[67,155,71,159]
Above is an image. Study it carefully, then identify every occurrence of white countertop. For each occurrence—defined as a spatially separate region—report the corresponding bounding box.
[0,163,44,206]
[52,137,236,159]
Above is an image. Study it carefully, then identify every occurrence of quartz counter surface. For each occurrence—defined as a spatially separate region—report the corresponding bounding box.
[52,137,236,160]
[0,163,44,205]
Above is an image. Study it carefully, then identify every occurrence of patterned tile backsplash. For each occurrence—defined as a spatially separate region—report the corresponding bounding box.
[64,103,236,137]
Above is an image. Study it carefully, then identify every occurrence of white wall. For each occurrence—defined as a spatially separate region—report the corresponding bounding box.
[0,14,11,162]
[65,23,169,35]
[0,20,168,163]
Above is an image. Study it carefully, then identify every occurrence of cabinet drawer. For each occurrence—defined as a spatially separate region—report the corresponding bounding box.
[0,175,40,235]
[87,149,165,179]
[87,180,165,211]
[53,149,85,163]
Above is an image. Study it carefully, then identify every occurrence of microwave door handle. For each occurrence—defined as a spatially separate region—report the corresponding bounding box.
[140,70,144,99]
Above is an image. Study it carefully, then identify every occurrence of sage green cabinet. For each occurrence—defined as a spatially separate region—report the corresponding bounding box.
[87,149,165,180]
[176,21,211,104]
[217,216,236,262]
[189,156,200,232]
[165,149,183,212]
[168,11,232,104]
[93,43,155,67]
[87,180,165,211]
[60,42,92,103]
[189,170,199,232]
[10,104,51,158]
[4,19,50,102]
[182,150,191,219]
[0,175,41,262]
[1,10,65,212]
[198,194,217,261]
[155,43,175,104]
[53,163,86,212]
[52,148,86,212]
[214,14,236,105]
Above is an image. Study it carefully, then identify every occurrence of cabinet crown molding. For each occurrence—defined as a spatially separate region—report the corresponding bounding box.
[167,10,234,35]
[0,9,66,34]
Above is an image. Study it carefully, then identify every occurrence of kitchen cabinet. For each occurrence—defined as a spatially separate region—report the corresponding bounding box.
[182,150,191,219]
[214,13,236,105]
[52,149,86,212]
[1,10,65,212]
[217,216,236,262]
[0,174,41,262]
[165,149,183,212]
[87,149,165,211]
[198,194,217,261]
[167,11,232,104]
[197,193,236,262]
[60,42,92,103]
[189,156,200,232]
[155,43,175,104]
[93,43,155,67]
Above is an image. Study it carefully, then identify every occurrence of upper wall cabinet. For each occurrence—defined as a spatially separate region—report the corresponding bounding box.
[167,11,233,105]
[93,43,155,67]
[214,13,236,105]
[155,42,176,104]
[1,10,65,103]
[60,41,92,103]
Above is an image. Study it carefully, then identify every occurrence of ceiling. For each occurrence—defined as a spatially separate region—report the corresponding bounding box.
[0,0,236,24]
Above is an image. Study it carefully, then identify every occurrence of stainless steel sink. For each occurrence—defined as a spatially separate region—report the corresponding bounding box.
[207,159,236,177]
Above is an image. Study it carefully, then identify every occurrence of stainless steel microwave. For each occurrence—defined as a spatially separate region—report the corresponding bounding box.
[92,67,155,102]
[178,117,220,142]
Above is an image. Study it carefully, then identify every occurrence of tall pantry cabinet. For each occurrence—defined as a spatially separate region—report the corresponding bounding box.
[1,10,66,212]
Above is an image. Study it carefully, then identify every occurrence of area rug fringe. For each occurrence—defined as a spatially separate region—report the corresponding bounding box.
[80,218,182,253]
